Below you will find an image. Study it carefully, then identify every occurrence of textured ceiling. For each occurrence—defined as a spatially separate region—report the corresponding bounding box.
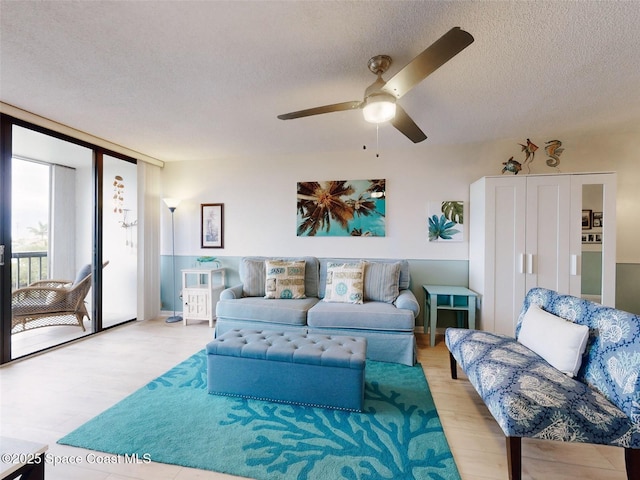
[1,1,639,163]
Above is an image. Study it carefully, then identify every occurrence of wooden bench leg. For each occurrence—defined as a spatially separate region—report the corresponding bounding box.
[449,351,458,379]
[506,436,522,480]
[626,448,640,480]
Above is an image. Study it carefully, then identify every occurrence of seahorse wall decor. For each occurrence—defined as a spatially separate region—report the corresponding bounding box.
[544,140,564,167]
[500,138,565,174]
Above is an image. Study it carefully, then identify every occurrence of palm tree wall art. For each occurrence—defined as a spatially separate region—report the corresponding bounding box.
[297,179,386,237]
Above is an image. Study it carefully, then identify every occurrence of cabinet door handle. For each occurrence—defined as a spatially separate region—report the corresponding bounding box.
[570,254,579,276]
[519,253,526,274]
[526,254,534,274]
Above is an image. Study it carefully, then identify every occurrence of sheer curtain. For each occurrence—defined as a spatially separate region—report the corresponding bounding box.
[50,163,76,280]
[137,161,161,320]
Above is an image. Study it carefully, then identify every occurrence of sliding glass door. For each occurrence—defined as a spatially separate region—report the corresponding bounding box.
[0,116,137,363]
[102,155,137,328]
[10,126,94,357]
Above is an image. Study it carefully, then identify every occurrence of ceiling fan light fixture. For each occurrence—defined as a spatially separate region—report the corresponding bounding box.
[362,93,396,123]
[277,27,474,143]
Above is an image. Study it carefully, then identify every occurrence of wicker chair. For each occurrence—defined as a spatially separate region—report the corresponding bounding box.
[11,262,108,334]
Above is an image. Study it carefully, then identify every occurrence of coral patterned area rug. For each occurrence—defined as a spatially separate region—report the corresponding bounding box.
[59,350,460,480]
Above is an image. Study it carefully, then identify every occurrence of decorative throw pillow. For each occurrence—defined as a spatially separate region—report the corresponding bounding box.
[518,304,590,377]
[73,264,92,286]
[364,261,401,303]
[241,259,266,297]
[323,262,364,304]
[264,260,306,299]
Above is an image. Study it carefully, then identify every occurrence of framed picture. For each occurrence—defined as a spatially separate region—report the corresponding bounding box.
[581,209,592,230]
[595,234,602,243]
[428,200,464,242]
[296,179,386,237]
[581,234,588,243]
[592,211,603,228]
[201,203,224,248]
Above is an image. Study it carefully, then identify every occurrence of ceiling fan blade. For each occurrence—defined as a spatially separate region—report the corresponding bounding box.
[382,27,474,99]
[390,105,427,143]
[277,101,362,120]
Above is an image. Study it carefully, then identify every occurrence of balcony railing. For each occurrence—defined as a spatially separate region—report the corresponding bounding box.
[11,251,48,290]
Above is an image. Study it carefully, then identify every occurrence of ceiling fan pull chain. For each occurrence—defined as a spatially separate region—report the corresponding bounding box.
[376,124,380,158]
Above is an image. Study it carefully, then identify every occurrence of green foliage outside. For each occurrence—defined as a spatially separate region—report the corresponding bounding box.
[11,221,49,289]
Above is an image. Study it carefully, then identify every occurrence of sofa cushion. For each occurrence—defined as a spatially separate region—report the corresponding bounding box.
[216,296,319,326]
[308,301,415,332]
[518,304,589,377]
[363,261,401,303]
[73,264,92,286]
[319,258,410,298]
[265,260,306,299]
[323,261,364,304]
[240,256,320,298]
[241,258,266,297]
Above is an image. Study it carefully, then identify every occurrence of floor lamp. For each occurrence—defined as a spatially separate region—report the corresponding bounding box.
[164,198,182,323]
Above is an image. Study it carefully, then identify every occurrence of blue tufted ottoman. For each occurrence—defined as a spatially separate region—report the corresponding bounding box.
[206,329,367,411]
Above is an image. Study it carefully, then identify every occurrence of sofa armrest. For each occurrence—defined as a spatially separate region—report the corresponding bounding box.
[394,289,420,318]
[220,284,244,300]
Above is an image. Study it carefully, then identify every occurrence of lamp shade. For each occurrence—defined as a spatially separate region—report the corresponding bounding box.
[163,198,181,210]
[362,93,396,124]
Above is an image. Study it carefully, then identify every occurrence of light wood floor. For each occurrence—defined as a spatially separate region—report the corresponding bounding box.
[0,319,627,480]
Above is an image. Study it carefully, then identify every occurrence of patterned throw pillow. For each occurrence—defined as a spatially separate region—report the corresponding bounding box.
[264,260,306,299]
[364,261,401,303]
[323,262,364,304]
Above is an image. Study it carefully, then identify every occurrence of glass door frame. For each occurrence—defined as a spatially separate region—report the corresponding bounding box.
[0,114,137,364]
[0,115,12,363]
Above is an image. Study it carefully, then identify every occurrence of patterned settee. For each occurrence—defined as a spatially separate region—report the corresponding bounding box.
[445,288,639,480]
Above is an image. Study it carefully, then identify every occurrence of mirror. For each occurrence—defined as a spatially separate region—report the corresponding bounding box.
[581,184,604,302]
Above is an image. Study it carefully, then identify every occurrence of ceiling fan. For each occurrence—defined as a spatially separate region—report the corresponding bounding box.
[277,27,474,143]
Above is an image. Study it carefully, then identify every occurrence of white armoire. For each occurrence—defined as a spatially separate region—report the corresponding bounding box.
[469,172,616,335]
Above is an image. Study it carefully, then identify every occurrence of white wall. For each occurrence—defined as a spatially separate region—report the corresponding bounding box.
[161,130,639,263]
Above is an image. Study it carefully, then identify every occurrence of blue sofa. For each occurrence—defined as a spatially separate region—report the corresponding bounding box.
[215,256,419,365]
[446,288,639,480]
